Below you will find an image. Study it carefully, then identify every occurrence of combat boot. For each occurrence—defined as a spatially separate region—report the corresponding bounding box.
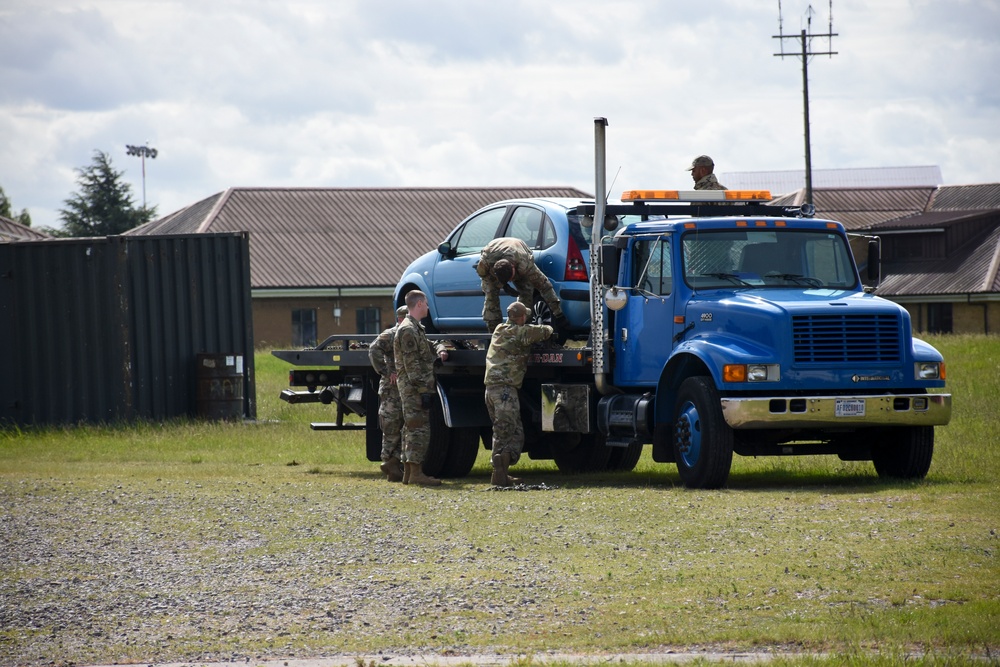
[491,451,520,487]
[405,462,442,487]
[380,457,403,483]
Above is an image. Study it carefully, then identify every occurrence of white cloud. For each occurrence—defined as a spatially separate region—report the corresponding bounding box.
[1,0,998,230]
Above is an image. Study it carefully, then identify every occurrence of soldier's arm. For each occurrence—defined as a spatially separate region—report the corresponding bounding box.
[520,324,554,345]
[521,263,562,314]
[481,275,503,331]
[369,332,390,376]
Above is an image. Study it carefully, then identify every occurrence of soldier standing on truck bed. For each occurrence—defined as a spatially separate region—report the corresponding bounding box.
[476,237,569,335]
[687,155,728,190]
[485,301,554,487]
[369,305,408,482]
[393,290,449,486]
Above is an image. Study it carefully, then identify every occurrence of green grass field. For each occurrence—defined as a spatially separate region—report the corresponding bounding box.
[1,334,998,666]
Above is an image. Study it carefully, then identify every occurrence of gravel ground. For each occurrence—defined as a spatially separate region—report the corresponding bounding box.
[1,475,644,667]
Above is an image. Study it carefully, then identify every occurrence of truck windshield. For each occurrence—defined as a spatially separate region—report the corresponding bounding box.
[682,229,858,290]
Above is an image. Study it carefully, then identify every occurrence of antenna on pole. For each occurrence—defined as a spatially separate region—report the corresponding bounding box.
[773,1,837,207]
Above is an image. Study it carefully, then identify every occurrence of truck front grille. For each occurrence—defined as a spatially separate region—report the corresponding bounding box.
[792,313,901,363]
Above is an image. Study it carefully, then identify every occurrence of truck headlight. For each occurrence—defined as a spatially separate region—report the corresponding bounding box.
[915,362,944,380]
[724,364,780,383]
[748,364,780,382]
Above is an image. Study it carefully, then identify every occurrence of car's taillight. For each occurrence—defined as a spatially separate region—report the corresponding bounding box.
[564,237,588,282]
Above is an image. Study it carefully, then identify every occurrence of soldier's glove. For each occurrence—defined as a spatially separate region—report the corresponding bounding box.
[420,393,434,409]
[501,282,519,297]
[552,313,570,344]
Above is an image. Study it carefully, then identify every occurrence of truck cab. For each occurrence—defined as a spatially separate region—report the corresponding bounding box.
[593,191,950,488]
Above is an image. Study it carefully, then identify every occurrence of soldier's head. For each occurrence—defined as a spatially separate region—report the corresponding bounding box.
[687,154,715,182]
[507,301,530,325]
[395,306,407,323]
[493,259,515,284]
[404,290,428,319]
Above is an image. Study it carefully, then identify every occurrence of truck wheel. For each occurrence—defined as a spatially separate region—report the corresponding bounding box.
[872,426,934,479]
[422,398,451,478]
[606,441,643,471]
[439,427,481,478]
[553,432,612,473]
[673,376,734,489]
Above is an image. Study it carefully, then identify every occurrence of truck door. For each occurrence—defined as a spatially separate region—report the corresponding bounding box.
[613,235,675,386]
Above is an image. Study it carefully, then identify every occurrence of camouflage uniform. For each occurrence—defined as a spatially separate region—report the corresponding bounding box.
[393,314,443,465]
[476,237,564,333]
[484,317,553,464]
[369,312,405,463]
[694,173,728,191]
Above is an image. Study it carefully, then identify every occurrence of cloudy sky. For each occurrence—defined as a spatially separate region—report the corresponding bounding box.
[2,0,998,231]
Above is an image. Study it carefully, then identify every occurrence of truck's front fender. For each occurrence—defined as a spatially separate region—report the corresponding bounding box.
[655,334,777,426]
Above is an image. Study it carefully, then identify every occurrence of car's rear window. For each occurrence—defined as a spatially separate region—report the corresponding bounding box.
[567,212,624,248]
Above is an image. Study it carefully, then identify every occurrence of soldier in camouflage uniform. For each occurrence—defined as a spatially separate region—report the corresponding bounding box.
[484,301,554,486]
[393,290,449,486]
[369,305,408,482]
[687,155,728,190]
[476,237,568,334]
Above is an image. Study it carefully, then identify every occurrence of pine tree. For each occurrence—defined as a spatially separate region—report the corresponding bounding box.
[59,151,156,236]
[0,185,32,226]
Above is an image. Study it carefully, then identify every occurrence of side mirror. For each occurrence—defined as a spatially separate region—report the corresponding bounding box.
[437,241,453,257]
[866,237,881,289]
[600,244,619,285]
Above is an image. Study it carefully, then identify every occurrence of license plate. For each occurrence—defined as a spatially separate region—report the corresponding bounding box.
[835,399,866,417]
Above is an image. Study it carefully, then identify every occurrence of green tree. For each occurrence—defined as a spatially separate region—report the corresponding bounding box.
[59,150,156,236]
[0,185,32,226]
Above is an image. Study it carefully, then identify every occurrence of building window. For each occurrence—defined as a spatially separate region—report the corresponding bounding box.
[292,308,317,347]
[357,307,381,334]
[927,303,952,334]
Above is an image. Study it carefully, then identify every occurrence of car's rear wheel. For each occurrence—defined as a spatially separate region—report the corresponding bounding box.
[532,295,553,325]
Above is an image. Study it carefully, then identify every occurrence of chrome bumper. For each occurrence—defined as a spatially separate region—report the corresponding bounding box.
[721,393,952,429]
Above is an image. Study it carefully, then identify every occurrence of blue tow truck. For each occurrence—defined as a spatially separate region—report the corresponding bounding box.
[273,118,951,488]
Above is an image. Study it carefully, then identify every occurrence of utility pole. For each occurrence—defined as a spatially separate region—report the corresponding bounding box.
[773,1,837,207]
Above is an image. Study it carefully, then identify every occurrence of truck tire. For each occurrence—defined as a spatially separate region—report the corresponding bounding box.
[872,426,934,480]
[553,432,612,473]
[606,441,643,471]
[439,427,481,478]
[422,398,451,478]
[673,376,734,489]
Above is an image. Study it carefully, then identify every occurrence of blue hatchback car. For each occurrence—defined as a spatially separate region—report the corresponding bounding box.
[394,197,617,336]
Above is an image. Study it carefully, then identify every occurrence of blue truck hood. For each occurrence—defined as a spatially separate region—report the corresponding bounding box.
[685,288,907,353]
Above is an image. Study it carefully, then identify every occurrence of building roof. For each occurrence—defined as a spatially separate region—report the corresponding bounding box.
[769,186,937,230]
[0,216,51,242]
[877,224,1000,298]
[128,186,592,290]
[767,182,1000,299]
[722,166,942,195]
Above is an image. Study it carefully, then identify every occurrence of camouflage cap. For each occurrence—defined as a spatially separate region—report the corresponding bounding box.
[686,155,715,171]
[507,302,531,318]
[396,306,408,318]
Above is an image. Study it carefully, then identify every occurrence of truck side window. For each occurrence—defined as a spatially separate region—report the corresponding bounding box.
[632,238,672,295]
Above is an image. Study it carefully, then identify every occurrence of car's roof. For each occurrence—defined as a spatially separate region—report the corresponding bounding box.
[483,197,595,212]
